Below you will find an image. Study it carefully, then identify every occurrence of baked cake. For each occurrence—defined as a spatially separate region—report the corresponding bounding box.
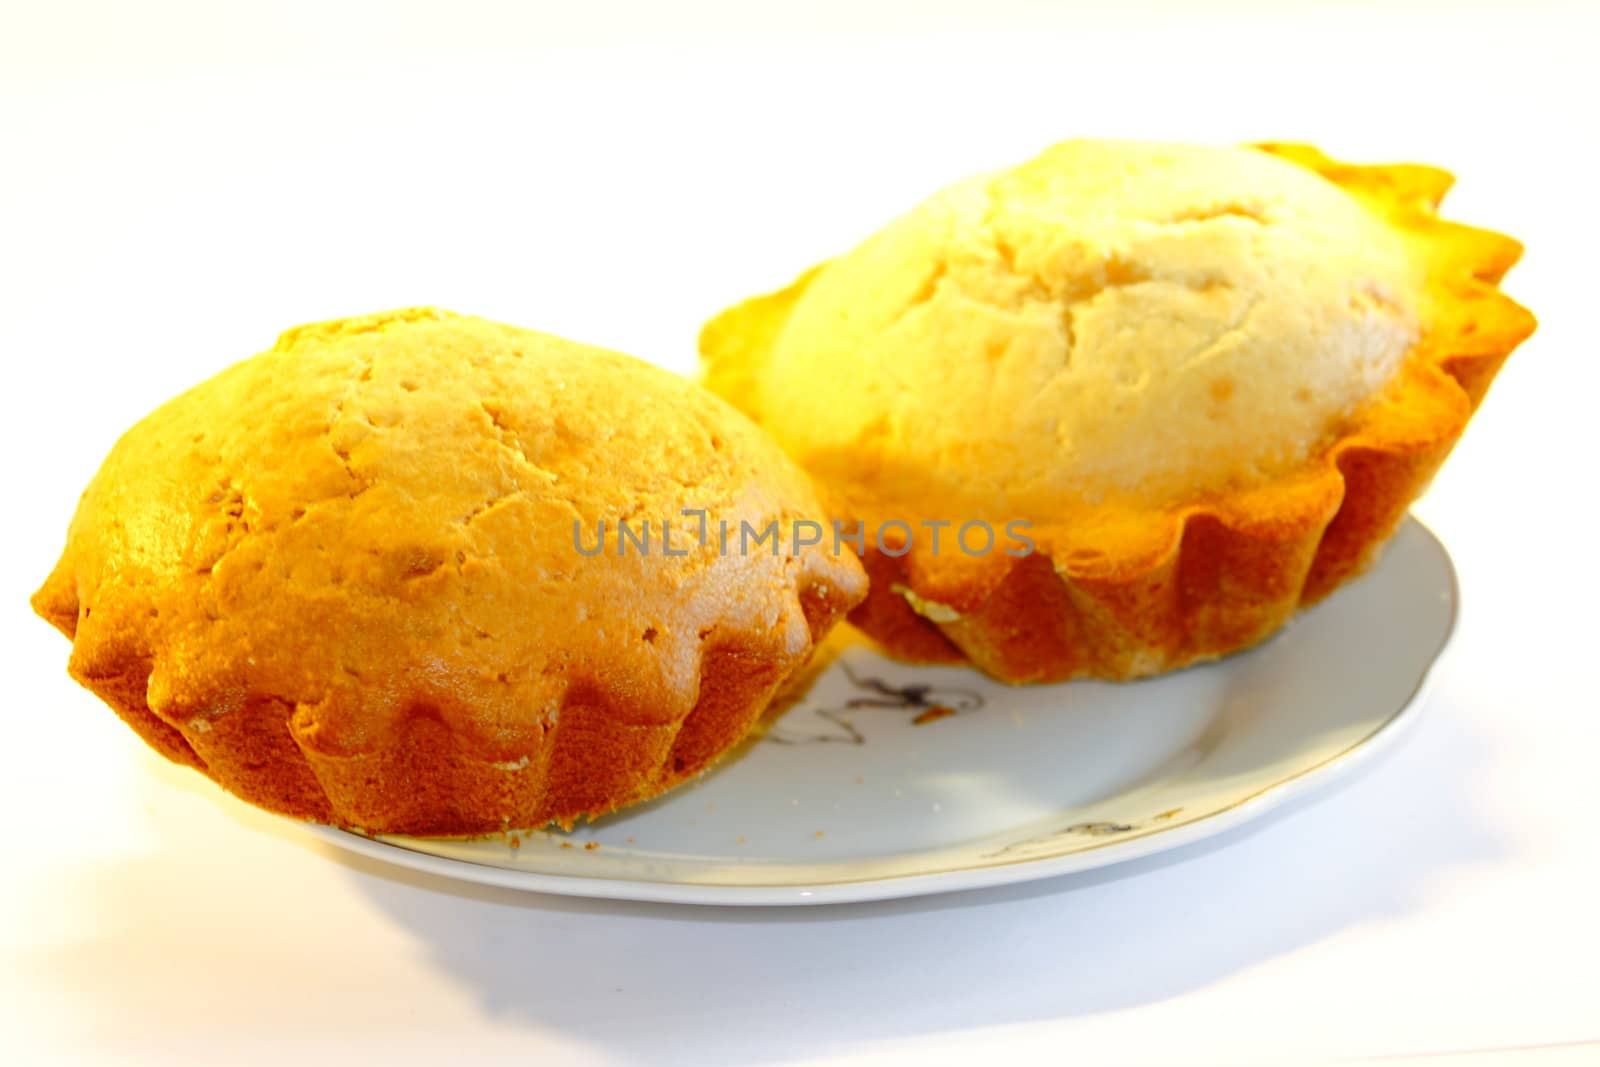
[34,308,867,833]
[702,141,1534,682]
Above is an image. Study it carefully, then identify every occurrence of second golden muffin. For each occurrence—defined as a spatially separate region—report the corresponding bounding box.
[703,141,1534,683]
[34,308,866,834]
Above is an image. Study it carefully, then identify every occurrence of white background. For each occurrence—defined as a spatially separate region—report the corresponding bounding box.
[2,2,1597,1064]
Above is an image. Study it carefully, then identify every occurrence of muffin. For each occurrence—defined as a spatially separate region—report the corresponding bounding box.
[33,308,866,834]
[702,141,1533,683]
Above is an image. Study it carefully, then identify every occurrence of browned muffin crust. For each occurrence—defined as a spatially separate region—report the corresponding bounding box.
[34,308,866,834]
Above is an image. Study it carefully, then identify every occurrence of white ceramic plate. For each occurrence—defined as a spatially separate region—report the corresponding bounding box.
[309,518,1456,905]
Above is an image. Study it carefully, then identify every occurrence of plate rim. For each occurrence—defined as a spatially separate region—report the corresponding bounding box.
[303,518,1457,906]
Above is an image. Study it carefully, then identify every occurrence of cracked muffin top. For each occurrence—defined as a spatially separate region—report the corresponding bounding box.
[700,140,1532,685]
[703,139,1423,519]
[34,308,866,833]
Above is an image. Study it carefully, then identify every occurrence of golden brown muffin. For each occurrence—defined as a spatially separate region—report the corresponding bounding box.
[33,308,866,834]
[702,141,1534,683]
